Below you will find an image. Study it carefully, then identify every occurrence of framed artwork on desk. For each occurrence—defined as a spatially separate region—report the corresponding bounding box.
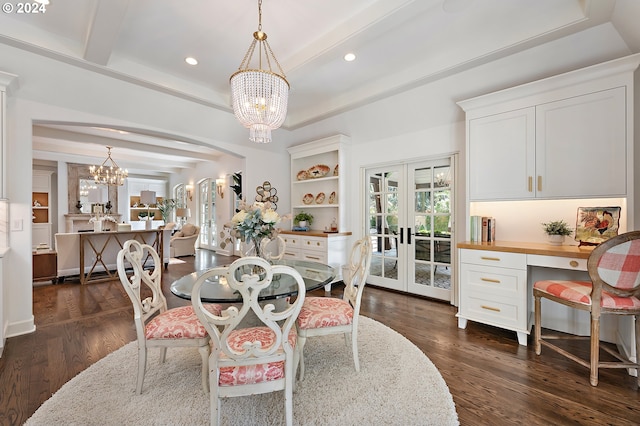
[575,206,621,246]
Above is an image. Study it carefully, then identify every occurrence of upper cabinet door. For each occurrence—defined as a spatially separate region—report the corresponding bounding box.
[535,87,626,199]
[468,107,536,201]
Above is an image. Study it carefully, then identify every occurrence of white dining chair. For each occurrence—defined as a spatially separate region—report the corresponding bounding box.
[296,236,372,380]
[117,240,222,394]
[191,256,306,426]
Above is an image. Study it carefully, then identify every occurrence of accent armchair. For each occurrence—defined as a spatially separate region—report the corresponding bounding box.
[170,223,200,257]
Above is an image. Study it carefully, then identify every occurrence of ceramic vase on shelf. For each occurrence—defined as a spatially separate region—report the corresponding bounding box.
[93,220,103,233]
[547,235,565,246]
[298,221,307,228]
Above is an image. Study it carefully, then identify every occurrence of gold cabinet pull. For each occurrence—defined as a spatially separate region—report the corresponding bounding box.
[569,260,579,268]
[528,176,532,192]
[481,305,501,312]
[480,256,501,261]
[481,278,501,283]
[537,175,542,192]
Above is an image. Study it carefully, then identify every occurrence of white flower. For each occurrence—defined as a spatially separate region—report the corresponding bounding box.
[262,209,280,224]
[231,210,248,224]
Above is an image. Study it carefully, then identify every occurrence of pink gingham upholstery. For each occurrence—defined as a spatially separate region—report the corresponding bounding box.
[534,240,640,310]
[218,327,297,386]
[145,304,222,339]
[596,239,640,290]
[297,297,353,330]
[533,280,640,309]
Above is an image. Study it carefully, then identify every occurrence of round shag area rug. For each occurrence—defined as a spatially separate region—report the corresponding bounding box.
[26,316,459,425]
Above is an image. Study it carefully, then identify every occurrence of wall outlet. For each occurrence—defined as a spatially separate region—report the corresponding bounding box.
[11,219,23,231]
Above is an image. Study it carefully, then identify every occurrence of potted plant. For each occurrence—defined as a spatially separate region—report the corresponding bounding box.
[541,220,573,245]
[294,211,314,228]
[157,198,176,223]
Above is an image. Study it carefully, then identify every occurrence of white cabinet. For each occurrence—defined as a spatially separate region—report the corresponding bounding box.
[288,135,349,232]
[457,248,529,345]
[535,87,626,198]
[467,87,626,201]
[468,108,535,200]
[281,231,351,287]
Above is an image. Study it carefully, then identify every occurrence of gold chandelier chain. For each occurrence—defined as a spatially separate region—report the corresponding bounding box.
[257,0,263,32]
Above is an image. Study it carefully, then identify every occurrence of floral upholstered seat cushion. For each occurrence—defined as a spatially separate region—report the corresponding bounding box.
[218,327,297,386]
[296,297,354,330]
[534,280,640,309]
[145,304,222,339]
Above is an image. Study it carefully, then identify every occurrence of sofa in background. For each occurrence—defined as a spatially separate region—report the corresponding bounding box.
[170,223,200,257]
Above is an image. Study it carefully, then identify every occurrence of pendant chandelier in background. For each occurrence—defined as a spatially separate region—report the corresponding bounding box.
[89,146,128,186]
[230,0,289,144]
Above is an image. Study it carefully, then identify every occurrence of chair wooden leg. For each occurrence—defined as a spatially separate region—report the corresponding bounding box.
[199,345,210,393]
[136,345,147,395]
[211,369,219,426]
[351,330,360,372]
[590,317,600,386]
[297,334,307,381]
[284,360,294,426]
[534,294,541,355]
[635,315,640,388]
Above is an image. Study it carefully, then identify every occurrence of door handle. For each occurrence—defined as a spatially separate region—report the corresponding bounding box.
[407,227,412,245]
[399,227,404,244]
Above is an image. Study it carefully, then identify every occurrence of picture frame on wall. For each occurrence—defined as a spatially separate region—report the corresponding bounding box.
[575,206,621,246]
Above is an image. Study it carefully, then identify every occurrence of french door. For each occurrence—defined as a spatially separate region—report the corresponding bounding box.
[198,178,217,250]
[365,157,454,301]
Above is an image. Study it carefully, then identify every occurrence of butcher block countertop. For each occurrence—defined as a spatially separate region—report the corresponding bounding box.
[457,240,595,259]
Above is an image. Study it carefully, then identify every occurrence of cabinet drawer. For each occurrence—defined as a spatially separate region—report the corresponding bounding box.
[282,236,301,248]
[459,293,527,331]
[301,236,327,252]
[527,254,587,271]
[460,249,526,269]
[300,251,327,263]
[463,265,526,299]
[283,249,301,260]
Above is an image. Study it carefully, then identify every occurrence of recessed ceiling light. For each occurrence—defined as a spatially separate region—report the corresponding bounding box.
[344,53,356,62]
[185,57,198,66]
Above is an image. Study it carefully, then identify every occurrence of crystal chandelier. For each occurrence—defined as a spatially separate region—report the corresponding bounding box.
[230,0,289,144]
[89,146,128,186]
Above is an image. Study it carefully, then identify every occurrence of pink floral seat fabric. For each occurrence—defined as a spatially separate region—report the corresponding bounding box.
[297,297,354,330]
[533,280,640,309]
[145,304,222,340]
[218,327,297,386]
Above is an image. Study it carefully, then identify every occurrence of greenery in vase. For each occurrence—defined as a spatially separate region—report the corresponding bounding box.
[541,220,573,236]
[231,201,290,244]
[294,211,314,225]
[157,198,176,222]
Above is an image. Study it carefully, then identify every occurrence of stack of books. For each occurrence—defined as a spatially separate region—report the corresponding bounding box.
[292,226,310,232]
[470,216,496,242]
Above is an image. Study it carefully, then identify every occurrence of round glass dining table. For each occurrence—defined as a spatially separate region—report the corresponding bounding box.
[170,258,336,303]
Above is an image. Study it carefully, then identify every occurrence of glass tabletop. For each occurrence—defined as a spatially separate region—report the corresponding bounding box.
[170,258,336,303]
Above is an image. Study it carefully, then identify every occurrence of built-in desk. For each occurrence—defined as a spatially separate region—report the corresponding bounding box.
[457,241,600,346]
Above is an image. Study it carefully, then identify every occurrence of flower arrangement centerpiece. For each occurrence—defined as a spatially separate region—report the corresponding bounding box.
[231,200,289,258]
[89,213,117,232]
[156,198,176,223]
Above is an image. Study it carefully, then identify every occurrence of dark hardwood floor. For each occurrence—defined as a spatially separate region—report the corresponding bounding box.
[1,249,638,425]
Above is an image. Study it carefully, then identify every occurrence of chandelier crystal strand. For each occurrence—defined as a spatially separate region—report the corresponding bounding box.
[230,0,289,143]
[89,146,128,186]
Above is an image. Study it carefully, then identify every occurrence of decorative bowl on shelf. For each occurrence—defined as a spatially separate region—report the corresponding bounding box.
[296,170,309,181]
[308,164,330,178]
[315,192,325,204]
[333,164,339,176]
[303,193,314,204]
[328,191,336,204]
